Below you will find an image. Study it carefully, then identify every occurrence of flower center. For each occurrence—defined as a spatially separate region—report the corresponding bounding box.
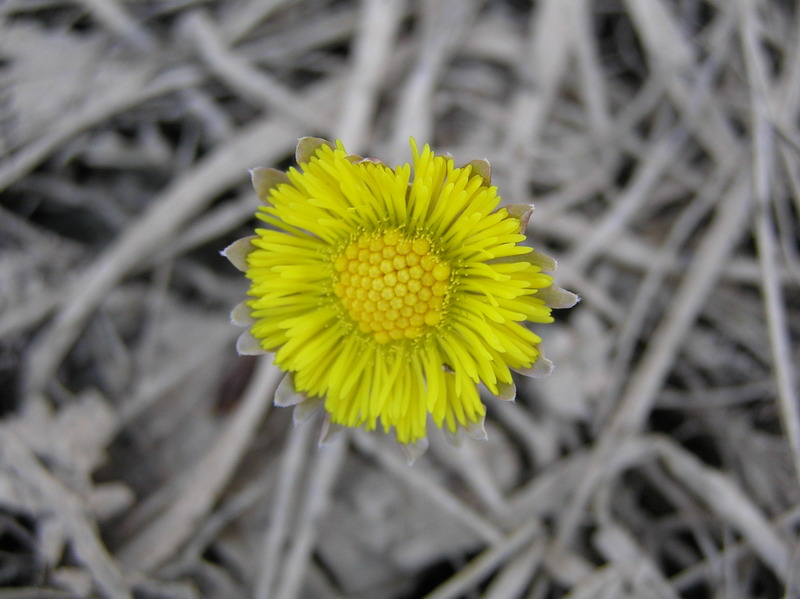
[332,229,452,344]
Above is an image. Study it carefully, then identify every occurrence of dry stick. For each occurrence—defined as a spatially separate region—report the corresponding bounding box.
[670,504,800,592]
[639,463,725,568]
[706,281,781,362]
[0,432,131,599]
[390,0,482,161]
[554,172,752,554]
[78,0,155,50]
[483,538,546,599]
[657,379,776,409]
[254,423,315,599]
[540,550,597,594]
[0,290,60,339]
[119,334,235,426]
[737,0,800,489]
[655,437,793,586]
[560,567,621,599]
[594,181,720,429]
[576,10,737,377]
[456,442,510,517]
[222,0,300,44]
[427,430,510,522]
[337,0,406,154]
[544,435,792,591]
[622,0,694,73]
[0,207,82,339]
[777,139,800,273]
[531,170,611,221]
[0,69,200,193]
[273,439,348,599]
[182,88,236,143]
[661,65,739,173]
[173,469,276,570]
[771,160,800,280]
[183,12,332,132]
[23,115,302,395]
[117,358,283,571]
[508,449,590,521]
[133,261,174,382]
[423,521,541,599]
[504,0,571,166]
[609,75,668,145]
[772,11,800,231]
[565,129,686,274]
[15,174,128,228]
[232,10,359,68]
[625,0,738,166]
[773,4,800,123]
[489,398,560,468]
[145,192,257,270]
[352,431,503,544]
[535,207,790,288]
[593,524,680,599]
[0,590,77,599]
[566,0,611,144]
[550,131,688,333]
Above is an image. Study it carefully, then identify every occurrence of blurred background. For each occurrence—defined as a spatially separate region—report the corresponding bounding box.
[1,0,799,597]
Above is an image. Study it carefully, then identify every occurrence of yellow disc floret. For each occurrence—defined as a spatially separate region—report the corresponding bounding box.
[332,229,452,344]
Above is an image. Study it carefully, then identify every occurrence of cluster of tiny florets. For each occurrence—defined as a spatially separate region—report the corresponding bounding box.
[333,229,452,344]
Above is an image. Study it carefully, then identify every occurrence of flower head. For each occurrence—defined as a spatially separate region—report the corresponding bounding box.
[224,138,577,457]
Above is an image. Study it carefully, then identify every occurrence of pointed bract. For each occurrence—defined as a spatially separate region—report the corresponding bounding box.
[319,414,347,446]
[236,330,267,356]
[443,413,489,447]
[505,204,534,233]
[221,236,256,272]
[489,249,555,272]
[250,167,289,203]
[537,286,580,309]
[513,354,554,378]
[494,381,517,401]
[527,250,557,272]
[230,301,255,327]
[443,425,465,447]
[274,373,305,407]
[465,415,488,440]
[293,396,323,426]
[464,159,492,186]
[296,137,335,165]
[400,437,429,465]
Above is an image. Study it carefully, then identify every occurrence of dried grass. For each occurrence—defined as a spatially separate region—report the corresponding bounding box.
[1,0,799,597]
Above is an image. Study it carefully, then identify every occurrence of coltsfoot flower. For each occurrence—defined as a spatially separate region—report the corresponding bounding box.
[224,138,577,459]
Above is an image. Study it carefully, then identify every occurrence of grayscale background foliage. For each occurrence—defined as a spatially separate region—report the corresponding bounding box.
[1,1,799,598]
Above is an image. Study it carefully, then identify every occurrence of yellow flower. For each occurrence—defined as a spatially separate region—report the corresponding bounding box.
[224,138,577,457]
